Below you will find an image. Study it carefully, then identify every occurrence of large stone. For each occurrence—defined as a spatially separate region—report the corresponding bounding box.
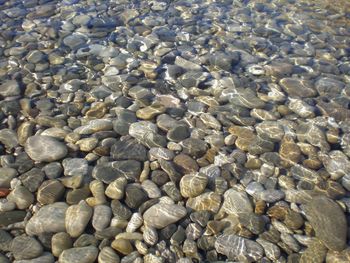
[92,161,141,183]
[303,196,347,251]
[0,80,21,97]
[319,151,350,180]
[26,202,67,235]
[25,136,67,162]
[296,122,330,152]
[280,78,317,98]
[186,192,221,213]
[215,234,264,262]
[59,246,98,263]
[229,88,265,109]
[222,189,253,215]
[143,203,187,229]
[74,119,113,135]
[110,139,147,161]
[10,236,43,260]
[0,129,18,149]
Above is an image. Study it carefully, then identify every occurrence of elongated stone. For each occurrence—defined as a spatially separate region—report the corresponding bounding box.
[215,234,264,262]
[65,201,93,238]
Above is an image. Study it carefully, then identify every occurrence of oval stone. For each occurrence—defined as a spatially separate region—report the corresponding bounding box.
[25,136,67,162]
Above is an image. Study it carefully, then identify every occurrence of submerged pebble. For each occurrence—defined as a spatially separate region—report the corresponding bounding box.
[0,0,349,262]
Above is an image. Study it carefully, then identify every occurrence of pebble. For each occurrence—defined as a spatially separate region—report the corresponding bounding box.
[7,185,34,209]
[303,196,347,251]
[0,1,349,262]
[179,173,207,198]
[187,192,221,213]
[92,205,112,231]
[62,158,88,176]
[0,168,18,188]
[59,246,98,263]
[51,232,73,257]
[26,202,68,236]
[10,236,43,260]
[25,136,68,162]
[98,247,120,263]
[111,139,147,162]
[37,179,65,204]
[65,200,93,237]
[222,189,253,215]
[143,203,187,229]
[215,234,264,261]
[0,80,21,97]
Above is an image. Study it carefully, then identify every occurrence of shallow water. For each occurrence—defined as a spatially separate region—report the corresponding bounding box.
[0,0,350,262]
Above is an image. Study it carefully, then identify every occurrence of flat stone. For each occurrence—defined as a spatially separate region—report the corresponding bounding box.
[296,122,330,152]
[7,185,34,209]
[143,203,187,229]
[319,151,350,180]
[148,147,174,161]
[10,236,43,260]
[0,80,21,97]
[25,136,68,162]
[92,161,141,183]
[174,154,199,174]
[63,34,87,49]
[279,136,301,168]
[125,184,148,209]
[37,179,65,204]
[290,164,322,184]
[13,252,55,263]
[256,121,284,142]
[63,158,88,176]
[0,168,18,188]
[303,196,347,251]
[111,139,147,161]
[259,190,285,203]
[229,88,265,109]
[136,104,166,120]
[280,78,317,98]
[129,121,158,141]
[19,167,45,192]
[248,136,275,155]
[59,246,98,263]
[42,162,62,179]
[26,202,68,235]
[98,247,120,263]
[180,173,207,198]
[0,211,26,227]
[74,119,113,135]
[167,125,190,142]
[181,138,208,158]
[215,234,264,262]
[0,129,18,149]
[300,238,327,263]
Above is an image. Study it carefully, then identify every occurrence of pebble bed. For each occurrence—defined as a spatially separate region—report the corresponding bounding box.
[0,0,350,262]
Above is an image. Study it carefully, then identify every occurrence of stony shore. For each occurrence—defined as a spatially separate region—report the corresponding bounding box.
[0,0,350,262]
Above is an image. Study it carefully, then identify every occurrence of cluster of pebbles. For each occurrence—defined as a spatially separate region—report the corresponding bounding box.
[0,0,350,262]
